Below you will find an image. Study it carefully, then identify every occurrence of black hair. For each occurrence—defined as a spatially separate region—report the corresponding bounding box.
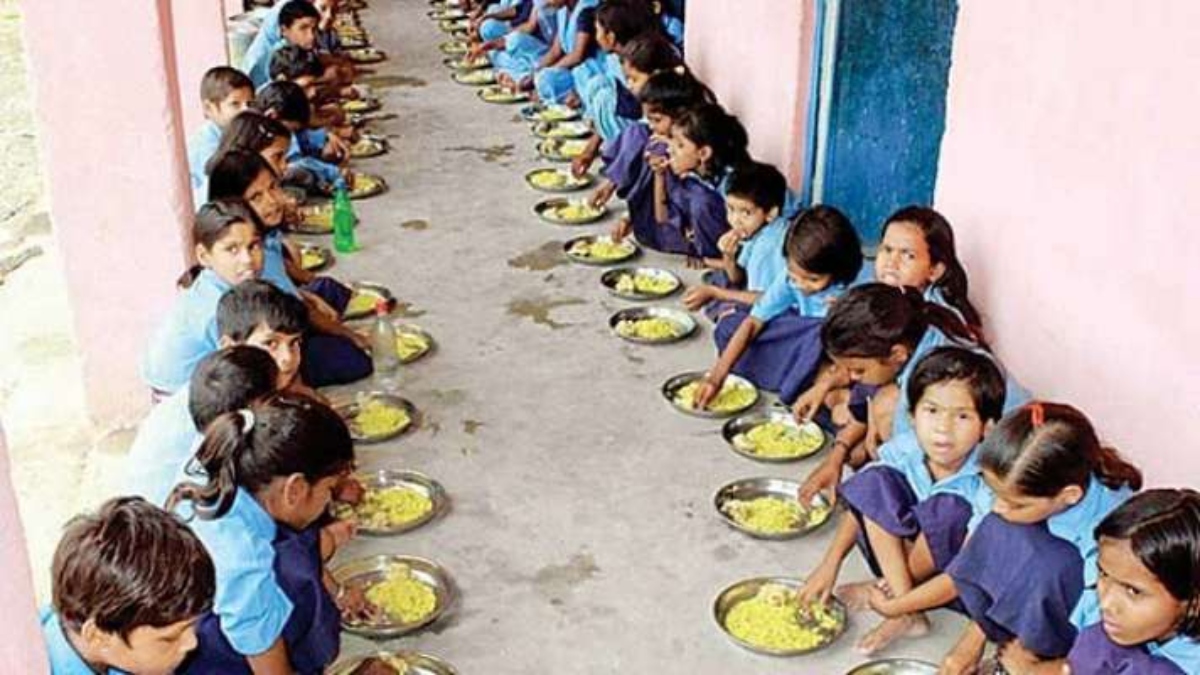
[269,44,324,82]
[980,402,1143,498]
[207,150,273,203]
[905,346,1006,423]
[199,66,253,104]
[251,81,312,127]
[726,161,787,213]
[52,497,214,640]
[784,205,862,286]
[637,69,713,117]
[883,206,983,335]
[207,112,290,178]
[822,283,985,362]
[167,393,354,519]
[188,347,279,432]
[670,103,751,180]
[216,279,309,343]
[596,1,658,47]
[619,31,682,75]
[179,199,263,289]
[279,0,320,29]
[1096,489,1200,637]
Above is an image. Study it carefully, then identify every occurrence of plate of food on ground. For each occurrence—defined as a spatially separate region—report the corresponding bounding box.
[291,202,336,234]
[524,167,593,192]
[714,477,834,539]
[350,134,389,159]
[442,54,490,71]
[298,243,333,272]
[333,469,447,536]
[348,173,388,199]
[520,103,580,123]
[328,651,459,675]
[393,324,435,364]
[439,17,470,33]
[713,577,847,656]
[843,659,939,675]
[662,371,759,419]
[334,555,454,639]
[336,392,417,444]
[451,68,496,86]
[533,197,607,225]
[722,410,829,463]
[537,137,589,162]
[341,97,381,114]
[343,282,395,320]
[599,266,682,300]
[439,40,469,55]
[609,307,696,345]
[531,120,593,140]
[427,7,466,19]
[476,85,529,104]
[347,47,387,64]
[563,234,637,264]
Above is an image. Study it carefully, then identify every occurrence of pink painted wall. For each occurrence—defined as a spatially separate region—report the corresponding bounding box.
[684,0,815,187]
[0,423,48,674]
[935,1,1200,485]
[23,0,193,427]
[171,0,230,158]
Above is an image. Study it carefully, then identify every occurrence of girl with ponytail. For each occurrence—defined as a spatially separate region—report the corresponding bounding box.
[168,393,356,675]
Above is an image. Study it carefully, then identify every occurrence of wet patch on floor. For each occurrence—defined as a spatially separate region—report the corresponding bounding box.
[400,218,430,230]
[359,74,428,88]
[532,553,600,595]
[505,296,585,329]
[507,241,565,271]
[444,143,514,163]
[463,419,484,435]
[620,346,645,365]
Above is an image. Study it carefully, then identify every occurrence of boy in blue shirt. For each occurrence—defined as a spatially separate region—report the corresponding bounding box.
[43,497,214,675]
[241,0,321,88]
[252,82,349,194]
[187,68,253,207]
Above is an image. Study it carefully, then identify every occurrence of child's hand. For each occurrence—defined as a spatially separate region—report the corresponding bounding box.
[340,167,356,187]
[564,91,581,109]
[337,582,380,622]
[997,641,1042,674]
[681,285,715,311]
[717,229,745,257]
[796,561,838,605]
[348,329,372,353]
[571,152,595,177]
[335,474,366,505]
[692,375,723,410]
[324,134,349,163]
[610,217,631,242]
[791,385,825,423]
[866,583,901,618]
[940,639,984,675]
[798,456,842,505]
[497,71,516,89]
[646,153,670,174]
[589,182,616,208]
[323,519,357,551]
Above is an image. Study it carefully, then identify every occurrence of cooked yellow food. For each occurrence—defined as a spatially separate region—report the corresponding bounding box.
[300,248,327,270]
[455,69,496,85]
[479,85,525,102]
[722,497,829,535]
[615,317,683,341]
[540,139,588,158]
[543,122,590,138]
[395,332,430,361]
[449,56,489,69]
[352,397,412,438]
[337,486,433,530]
[348,48,384,62]
[614,273,677,296]
[673,380,756,413]
[533,105,575,123]
[568,238,632,260]
[345,289,383,316]
[725,584,842,652]
[299,204,334,231]
[365,564,438,624]
[733,421,826,459]
[342,99,377,113]
[439,18,469,31]
[350,137,385,157]
[440,41,469,55]
[549,201,603,222]
[528,169,587,190]
[351,174,383,197]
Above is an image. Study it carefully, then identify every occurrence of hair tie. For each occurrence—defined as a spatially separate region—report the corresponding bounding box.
[1028,402,1045,428]
[238,409,256,435]
[673,65,685,76]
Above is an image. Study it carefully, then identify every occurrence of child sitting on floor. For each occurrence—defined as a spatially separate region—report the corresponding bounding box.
[531,0,603,105]
[574,0,658,143]
[188,67,254,207]
[252,81,351,195]
[242,0,322,87]
[43,497,215,675]
[799,347,1004,654]
[1066,489,1200,675]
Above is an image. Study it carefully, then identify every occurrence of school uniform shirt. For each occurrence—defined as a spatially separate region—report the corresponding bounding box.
[1058,477,1135,629]
[41,609,124,675]
[188,121,222,207]
[750,277,847,323]
[260,229,302,298]
[1067,624,1193,674]
[184,487,293,659]
[665,173,730,259]
[601,121,650,197]
[735,216,789,293]
[122,387,201,507]
[286,135,342,190]
[240,2,288,87]
[142,270,233,395]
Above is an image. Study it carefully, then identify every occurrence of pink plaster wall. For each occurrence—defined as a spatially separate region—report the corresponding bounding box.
[0,423,48,674]
[22,0,193,426]
[172,0,230,159]
[684,0,815,187]
[935,1,1200,485]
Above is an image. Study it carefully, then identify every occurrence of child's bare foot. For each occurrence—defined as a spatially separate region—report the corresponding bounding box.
[856,613,931,655]
[834,581,879,611]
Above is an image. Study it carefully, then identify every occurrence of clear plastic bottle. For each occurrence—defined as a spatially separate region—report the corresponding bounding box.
[370,299,399,379]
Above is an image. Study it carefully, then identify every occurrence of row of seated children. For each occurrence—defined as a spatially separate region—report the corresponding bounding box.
[454,2,1200,671]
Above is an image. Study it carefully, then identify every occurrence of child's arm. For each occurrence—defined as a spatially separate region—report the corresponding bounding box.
[940,623,987,675]
[282,242,317,286]
[869,572,958,617]
[693,316,764,408]
[537,39,564,70]
[792,363,850,422]
[797,512,860,603]
[551,30,593,69]
[303,298,371,351]
[573,134,604,177]
[247,639,297,675]
[652,160,670,224]
[798,422,866,503]
[997,641,1066,675]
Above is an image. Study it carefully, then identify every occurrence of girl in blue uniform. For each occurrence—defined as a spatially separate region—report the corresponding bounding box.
[533,0,602,104]
[168,394,356,675]
[935,402,1140,674]
[1065,489,1200,675]
[488,0,558,85]
[800,347,1004,655]
[143,200,265,396]
[573,1,657,143]
[693,205,862,410]
[209,111,293,181]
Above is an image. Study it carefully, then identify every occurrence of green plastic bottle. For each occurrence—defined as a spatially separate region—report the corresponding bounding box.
[332,180,357,253]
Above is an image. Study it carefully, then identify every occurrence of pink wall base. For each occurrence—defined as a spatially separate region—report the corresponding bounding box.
[0,422,48,673]
[172,0,231,158]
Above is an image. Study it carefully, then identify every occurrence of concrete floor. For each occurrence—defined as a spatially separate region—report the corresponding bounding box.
[4,0,970,671]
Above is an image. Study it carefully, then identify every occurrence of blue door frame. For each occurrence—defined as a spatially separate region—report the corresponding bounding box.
[801,0,959,246]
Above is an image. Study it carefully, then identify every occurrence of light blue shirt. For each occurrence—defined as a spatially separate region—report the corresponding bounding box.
[735,216,788,292]
[188,121,222,207]
[123,387,201,507]
[1149,636,1200,674]
[142,269,233,394]
[877,431,995,532]
[261,229,301,298]
[184,487,293,656]
[1057,477,1133,629]
[287,135,342,188]
[750,277,848,322]
[41,609,124,675]
[240,2,288,88]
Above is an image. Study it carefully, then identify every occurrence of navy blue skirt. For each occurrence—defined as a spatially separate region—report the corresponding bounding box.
[714,308,825,402]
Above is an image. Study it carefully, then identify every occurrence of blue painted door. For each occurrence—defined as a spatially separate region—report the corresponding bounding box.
[806,0,958,245]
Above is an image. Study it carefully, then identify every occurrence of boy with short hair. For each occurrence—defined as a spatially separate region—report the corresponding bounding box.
[43,497,215,675]
[188,67,254,207]
[241,0,321,87]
